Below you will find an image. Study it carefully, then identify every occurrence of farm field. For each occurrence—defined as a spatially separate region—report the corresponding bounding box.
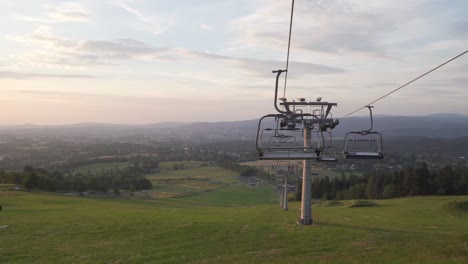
[71,162,131,174]
[145,165,238,180]
[1,183,467,263]
[158,161,209,172]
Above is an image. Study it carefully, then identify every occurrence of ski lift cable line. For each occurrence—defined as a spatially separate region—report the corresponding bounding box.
[282,0,295,98]
[339,49,468,120]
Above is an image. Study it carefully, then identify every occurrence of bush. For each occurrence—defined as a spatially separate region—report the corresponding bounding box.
[287,192,298,202]
[345,200,378,208]
[319,201,344,207]
[447,200,468,212]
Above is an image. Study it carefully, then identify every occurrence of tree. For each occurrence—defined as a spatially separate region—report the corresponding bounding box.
[414,162,431,195]
[136,177,152,190]
[366,175,377,199]
[22,171,39,192]
[402,165,417,195]
[88,175,98,191]
[129,184,136,196]
[439,166,455,195]
[23,174,33,192]
[348,183,366,199]
[23,165,34,173]
[240,166,257,176]
[112,178,120,196]
[382,184,398,199]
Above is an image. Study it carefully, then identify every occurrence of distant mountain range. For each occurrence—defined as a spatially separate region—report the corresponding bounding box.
[1,114,468,140]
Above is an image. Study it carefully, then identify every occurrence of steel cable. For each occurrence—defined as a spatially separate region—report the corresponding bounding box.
[339,49,468,119]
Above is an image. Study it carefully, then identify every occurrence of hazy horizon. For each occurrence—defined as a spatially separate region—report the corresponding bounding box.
[1,112,467,127]
[1,1,467,125]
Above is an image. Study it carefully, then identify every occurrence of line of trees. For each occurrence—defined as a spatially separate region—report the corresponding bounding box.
[308,162,468,200]
[0,165,152,193]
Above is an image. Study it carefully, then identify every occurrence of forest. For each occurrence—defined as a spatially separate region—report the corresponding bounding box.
[308,162,468,200]
[0,163,153,194]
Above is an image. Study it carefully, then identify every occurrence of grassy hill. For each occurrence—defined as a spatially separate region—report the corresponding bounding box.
[1,173,467,263]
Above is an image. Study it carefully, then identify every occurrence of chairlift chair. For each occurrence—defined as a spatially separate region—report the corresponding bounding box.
[343,106,383,160]
[318,147,338,162]
[317,130,338,162]
[256,70,339,161]
[256,114,321,160]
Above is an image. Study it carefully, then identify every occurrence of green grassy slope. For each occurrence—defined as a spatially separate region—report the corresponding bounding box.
[1,190,467,263]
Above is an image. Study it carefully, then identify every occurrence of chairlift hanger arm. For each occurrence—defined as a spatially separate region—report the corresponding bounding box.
[366,106,374,132]
[273,70,289,114]
[325,104,334,118]
[352,105,374,134]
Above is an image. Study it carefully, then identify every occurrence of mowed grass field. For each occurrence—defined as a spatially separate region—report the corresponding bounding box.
[146,165,241,198]
[1,164,467,263]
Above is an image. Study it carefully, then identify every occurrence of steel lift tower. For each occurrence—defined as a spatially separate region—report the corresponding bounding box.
[256,70,339,225]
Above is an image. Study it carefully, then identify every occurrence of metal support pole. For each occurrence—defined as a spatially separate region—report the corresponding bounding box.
[299,127,313,225]
[279,188,284,209]
[283,176,288,210]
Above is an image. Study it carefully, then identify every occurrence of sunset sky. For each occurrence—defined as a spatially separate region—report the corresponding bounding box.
[1,0,467,125]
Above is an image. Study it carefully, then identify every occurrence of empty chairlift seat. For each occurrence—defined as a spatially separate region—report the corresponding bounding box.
[316,131,338,162]
[317,148,338,162]
[343,131,383,159]
[257,129,321,160]
[342,106,384,160]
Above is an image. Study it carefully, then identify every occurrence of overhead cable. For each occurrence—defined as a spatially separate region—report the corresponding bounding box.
[282,0,295,98]
[339,49,468,119]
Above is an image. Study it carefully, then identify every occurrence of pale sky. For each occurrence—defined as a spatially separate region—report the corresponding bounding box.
[0,0,467,125]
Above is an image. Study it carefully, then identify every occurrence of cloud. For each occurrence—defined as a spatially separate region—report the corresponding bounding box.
[8,28,344,77]
[47,2,90,22]
[230,0,431,57]
[11,89,234,105]
[0,71,95,80]
[199,23,214,31]
[14,15,56,23]
[81,39,169,58]
[20,52,109,67]
[47,11,90,22]
[8,30,173,66]
[13,90,93,97]
[180,49,344,77]
[113,1,174,35]
[15,2,90,23]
